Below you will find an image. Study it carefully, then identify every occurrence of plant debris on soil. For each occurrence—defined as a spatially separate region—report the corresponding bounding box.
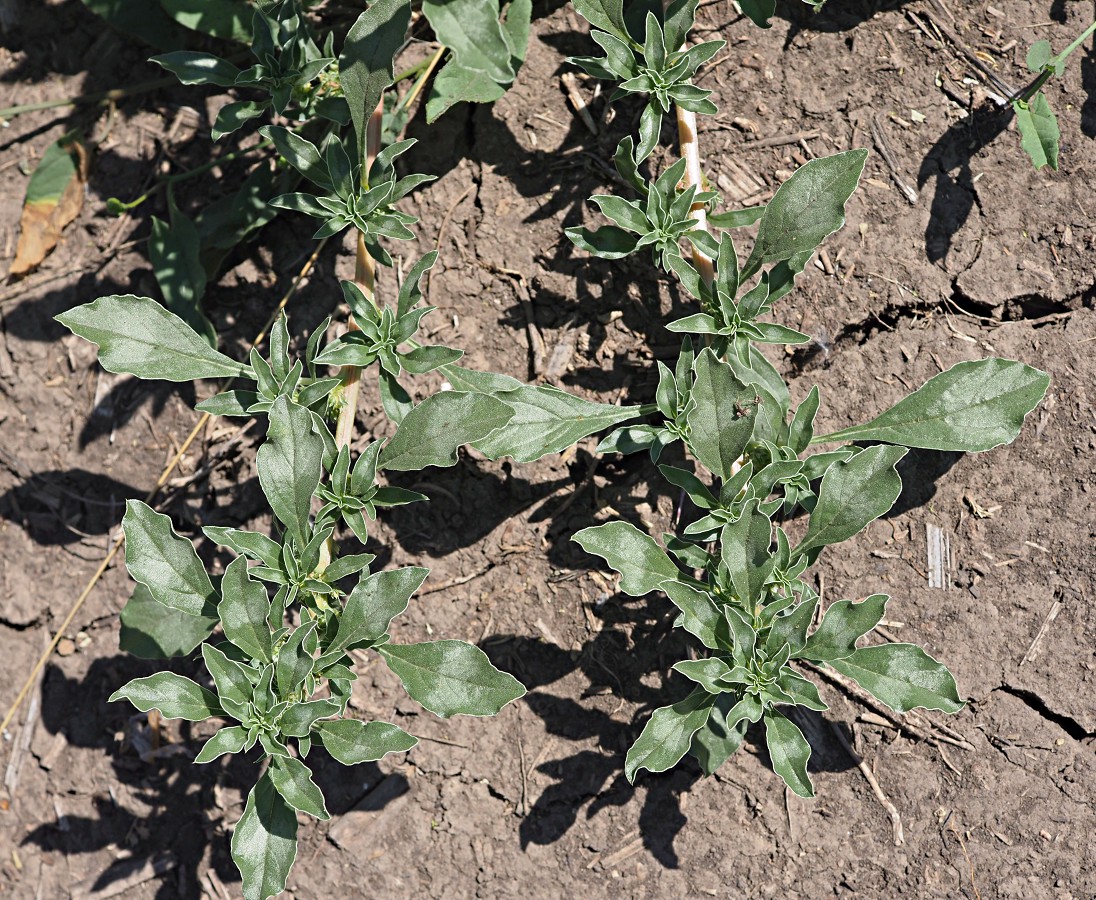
[1,1,1094,897]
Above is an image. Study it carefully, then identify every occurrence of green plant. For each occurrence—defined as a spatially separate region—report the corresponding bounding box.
[1013,19,1096,170]
[564,0,1049,794]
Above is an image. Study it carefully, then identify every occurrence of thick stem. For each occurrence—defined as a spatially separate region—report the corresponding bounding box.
[674,104,715,286]
[333,101,383,451]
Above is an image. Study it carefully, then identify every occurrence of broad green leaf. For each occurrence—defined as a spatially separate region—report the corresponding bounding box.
[340,0,412,163]
[275,623,316,698]
[565,225,639,259]
[330,567,429,653]
[689,692,758,775]
[738,0,776,27]
[423,0,515,87]
[673,658,733,694]
[212,100,266,141]
[571,0,628,40]
[194,725,249,763]
[776,670,828,711]
[231,773,298,900]
[1026,39,1053,72]
[796,445,907,554]
[78,0,182,49]
[56,295,250,382]
[476,385,643,463]
[572,521,678,597]
[799,594,888,662]
[277,699,341,737]
[256,397,324,548]
[625,689,714,782]
[720,501,774,606]
[119,583,217,659]
[816,358,1051,451]
[661,580,722,650]
[260,126,331,191]
[123,500,216,616]
[218,557,273,663]
[109,672,222,721]
[160,0,252,42]
[316,719,418,764]
[438,365,522,393]
[686,349,757,480]
[269,755,329,820]
[379,640,525,718]
[764,708,813,798]
[708,205,766,229]
[828,644,964,714]
[741,149,868,280]
[202,643,255,714]
[379,392,512,471]
[764,595,818,657]
[1015,93,1060,171]
[151,50,240,86]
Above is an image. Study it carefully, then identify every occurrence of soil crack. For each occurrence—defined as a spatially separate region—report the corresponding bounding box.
[994,685,1094,741]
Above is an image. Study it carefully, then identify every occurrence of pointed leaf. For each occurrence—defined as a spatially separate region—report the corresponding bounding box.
[796,446,907,554]
[219,557,273,663]
[269,755,330,820]
[379,392,513,471]
[379,641,525,718]
[257,397,324,547]
[686,349,757,480]
[195,725,249,763]
[764,708,814,797]
[231,773,298,900]
[331,567,428,653]
[1014,92,1060,171]
[122,500,216,616]
[828,644,964,714]
[109,672,222,721]
[316,719,418,764]
[573,521,678,597]
[816,359,1050,452]
[799,594,888,662]
[119,583,217,659]
[625,689,714,782]
[57,295,249,381]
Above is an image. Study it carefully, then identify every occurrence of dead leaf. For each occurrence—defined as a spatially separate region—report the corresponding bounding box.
[8,135,89,278]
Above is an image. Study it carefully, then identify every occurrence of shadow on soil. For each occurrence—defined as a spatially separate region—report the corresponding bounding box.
[21,655,402,900]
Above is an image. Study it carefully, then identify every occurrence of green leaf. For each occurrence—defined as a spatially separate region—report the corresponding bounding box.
[151,50,240,86]
[212,100,267,141]
[475,385,643,463]
[423,0,516,86]
[763,708,813,798]
[56,295,250,382]
[764,595,818,657]
[799,594,888,662]
[257,397,324,548]
[686,349,757,481]
[796,445,907,554]
[776,669,827,711]
[673,658,733,694]
[330,567,428,653]
[231,772,297,900]
[439,365,522,394]
[277,699,340,737]
[260,126,331,191]
[276,623,316,698]
[122,500,216,617]
[79,0,183,49]
[816,359,1050,451]
[708,205,766,229]
[150,204,213,345]
[109,672,222,721]
[565,225,639,259]
[741,149,868,280]
[159,0,252,41]
[194,725,249,763]
[218,557,274,663]
[625,689,714,782]
[720,501,774,606]
[316,719,418,764]
[119,583,217,659]
[661,580,722,650]
[202,643,255,714]
[379,640,526,718]
[269,755,329,820]
[572,521,679,597]
[571,0,629,41]
[379,392,513,471]
[340,0,412,164]
[738,0,776,27]
[828,644,964,714]
[1026,39,1053,72]
[689,692,758,775]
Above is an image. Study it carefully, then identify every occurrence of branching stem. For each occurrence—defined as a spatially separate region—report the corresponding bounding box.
[674,105,715,286]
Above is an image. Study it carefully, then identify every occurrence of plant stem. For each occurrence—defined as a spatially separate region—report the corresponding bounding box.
[333,100,383,451]
[0,75,178,121]
[675,104,715,286]
[1054,18,1096,67]
[1014,19,1096,103]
